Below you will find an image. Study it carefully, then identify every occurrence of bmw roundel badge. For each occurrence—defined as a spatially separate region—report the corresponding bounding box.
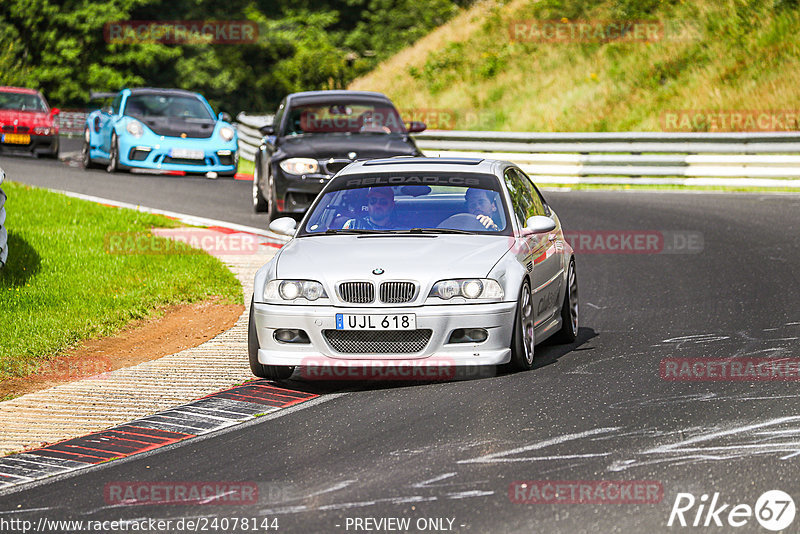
[372,268,384,275]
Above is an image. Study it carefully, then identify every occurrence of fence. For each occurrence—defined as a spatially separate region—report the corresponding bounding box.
[0,167,7,269]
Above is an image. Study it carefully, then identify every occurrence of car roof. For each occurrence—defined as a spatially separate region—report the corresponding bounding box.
[0,86,41,95]
[125,87,202,98]
[335,157,511,177]
[287,90,392,105]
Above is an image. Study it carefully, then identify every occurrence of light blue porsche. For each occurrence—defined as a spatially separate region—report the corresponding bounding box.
[81,88,238,176]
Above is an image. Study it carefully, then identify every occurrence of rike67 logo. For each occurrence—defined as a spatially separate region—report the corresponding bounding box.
[668,490,795,531]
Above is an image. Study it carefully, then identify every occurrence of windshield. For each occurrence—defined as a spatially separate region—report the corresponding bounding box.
[284,101,406,135]
[0,92,47,112]
[301,172,511,236]
[124,94,213,120]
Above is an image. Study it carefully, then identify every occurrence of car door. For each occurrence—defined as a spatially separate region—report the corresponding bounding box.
[504,168,562,328]
[98,93,122,156]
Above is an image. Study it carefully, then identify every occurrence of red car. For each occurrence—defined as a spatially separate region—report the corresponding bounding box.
[0,86,60,158]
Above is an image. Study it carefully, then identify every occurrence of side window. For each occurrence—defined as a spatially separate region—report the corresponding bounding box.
[503,168,533,227]
[515,169,547,216]
[111,94,122,115]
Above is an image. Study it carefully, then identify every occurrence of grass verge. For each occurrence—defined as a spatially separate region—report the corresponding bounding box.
[237,158,254,176]
[0,181,242,381]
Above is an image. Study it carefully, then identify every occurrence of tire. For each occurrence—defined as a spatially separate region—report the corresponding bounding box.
[248,297,294,380]
[252,158,268,212]
[553,258,579,344]
[264,168,281,221]
[81,129,100,169]
[106,132,120,173]
[508,280,535,371]
[45,137,60,159]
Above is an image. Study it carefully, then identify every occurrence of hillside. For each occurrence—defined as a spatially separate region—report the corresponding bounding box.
[349,0,800,132]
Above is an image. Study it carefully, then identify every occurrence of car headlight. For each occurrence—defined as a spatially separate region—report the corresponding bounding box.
[33,126,52,135]
[264,280,327,302]
[219,126,235,141]
[126,120,144,137]
[280,158,319,175]
[429,279,504,300]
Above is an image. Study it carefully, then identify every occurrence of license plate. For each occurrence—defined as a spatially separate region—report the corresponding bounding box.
[335,313,416,330]
[169,148,204,160]
[2,134,30,144]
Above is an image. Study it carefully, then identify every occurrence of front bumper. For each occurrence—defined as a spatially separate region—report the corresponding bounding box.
[273,166,330,214]
[0,134,58,156]
[101,135,238,173]
[252,301,516,366]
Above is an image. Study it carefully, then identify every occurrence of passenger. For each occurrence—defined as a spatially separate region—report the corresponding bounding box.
[465,188,501,230]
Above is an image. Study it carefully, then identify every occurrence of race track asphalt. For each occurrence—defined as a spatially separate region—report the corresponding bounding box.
[1,146,799,533]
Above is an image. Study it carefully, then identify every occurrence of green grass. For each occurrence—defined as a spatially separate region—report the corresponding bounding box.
[0,182,242,381]
[351,0,800,132]
[237,158,254,176]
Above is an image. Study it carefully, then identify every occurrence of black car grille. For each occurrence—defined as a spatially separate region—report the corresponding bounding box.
[379,282,415,303]
[16,126,29,133]
[2,125,14,133]
[162,156,207,166]
[323,329,432,354]
[339,282,374,303]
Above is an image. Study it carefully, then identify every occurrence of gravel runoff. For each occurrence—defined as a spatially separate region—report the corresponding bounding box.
[0,246,276,457]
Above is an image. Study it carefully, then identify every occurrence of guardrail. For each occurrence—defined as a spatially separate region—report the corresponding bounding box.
[415,131,800,186]
[1,167,7,269]
[58,110,89,137]
[236,113,273,162]
[231,118,800,186]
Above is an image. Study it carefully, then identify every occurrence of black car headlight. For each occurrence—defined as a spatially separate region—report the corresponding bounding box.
[429,279,503,301]
[264,279,327,302]
[280,158,319,175]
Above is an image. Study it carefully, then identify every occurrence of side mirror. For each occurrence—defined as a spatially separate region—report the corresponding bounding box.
[50,107,61,116]
[523,215,556,235]
[259,125,275,136]
[269,216,297,236]
[218,111,232,122]
[406,121,426,133]
[101,105,113,115]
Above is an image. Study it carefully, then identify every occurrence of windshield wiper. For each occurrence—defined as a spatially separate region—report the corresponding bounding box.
[406,228,474,235]
[323,228,386,235]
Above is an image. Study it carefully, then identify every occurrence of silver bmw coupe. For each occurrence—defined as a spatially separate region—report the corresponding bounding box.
[248,157,578,380]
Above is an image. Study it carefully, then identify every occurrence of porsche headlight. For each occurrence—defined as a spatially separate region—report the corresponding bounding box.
[429,279,504,301]
[219,126,235,141]
[280,158,319,175]
[264,280,327,302]
[126,120,144,137]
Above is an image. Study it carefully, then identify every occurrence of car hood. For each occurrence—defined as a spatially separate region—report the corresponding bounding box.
[276,234,511,287]
[134,116,216,139]
[0,110,52,126]
[277,134,419,160]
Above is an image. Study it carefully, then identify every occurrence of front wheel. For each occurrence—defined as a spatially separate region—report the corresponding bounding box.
[264,169,281,222]
[248,297,294,380]
[252,159,268,212]
[508,280,535,371]
[106,133,120,173]
[553,258,578,343]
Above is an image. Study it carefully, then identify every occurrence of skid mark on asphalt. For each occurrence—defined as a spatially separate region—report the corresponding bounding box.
[0,381,318,493]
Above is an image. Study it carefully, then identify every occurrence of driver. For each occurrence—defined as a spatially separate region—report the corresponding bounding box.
[343,187,399,230]
[465,188,500,230]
